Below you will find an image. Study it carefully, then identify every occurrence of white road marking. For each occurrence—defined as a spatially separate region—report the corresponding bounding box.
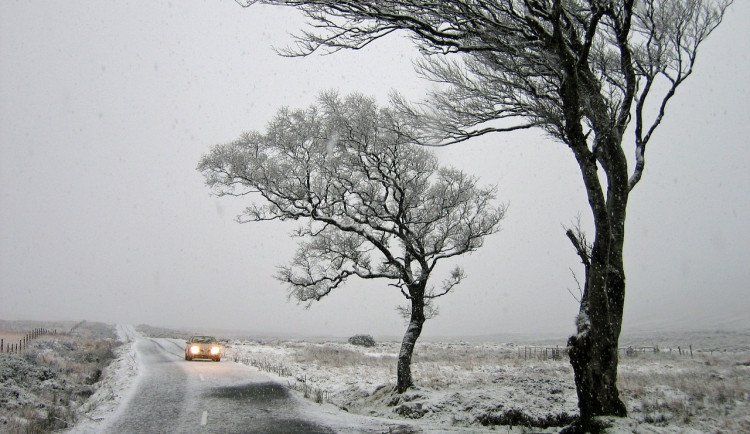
[200,410,208,426]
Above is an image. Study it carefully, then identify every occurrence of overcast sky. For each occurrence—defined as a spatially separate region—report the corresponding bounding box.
[1,1,748,339]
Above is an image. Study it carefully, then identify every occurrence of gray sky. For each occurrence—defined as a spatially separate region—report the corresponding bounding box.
[1,1,748,339]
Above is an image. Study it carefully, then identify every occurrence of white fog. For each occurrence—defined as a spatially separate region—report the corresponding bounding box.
[1,1,748,339]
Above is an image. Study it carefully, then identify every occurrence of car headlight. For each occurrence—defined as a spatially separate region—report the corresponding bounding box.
[190,345,200,354]
[210,346,220,355]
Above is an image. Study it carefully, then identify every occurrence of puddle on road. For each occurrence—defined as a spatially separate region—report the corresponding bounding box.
[206,382,289,402]
[205,382,335,433]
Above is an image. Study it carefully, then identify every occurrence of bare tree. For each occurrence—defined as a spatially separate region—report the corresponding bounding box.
[198,93,505,393]
[235,0,732,425]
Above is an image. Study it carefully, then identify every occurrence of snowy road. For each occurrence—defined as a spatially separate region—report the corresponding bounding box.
[101,326,335,433]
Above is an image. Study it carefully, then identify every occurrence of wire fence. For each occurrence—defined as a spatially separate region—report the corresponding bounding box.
[621,344,695,358]
[0,328,57,354]
[514,344,697,361]
[517,346,567,361]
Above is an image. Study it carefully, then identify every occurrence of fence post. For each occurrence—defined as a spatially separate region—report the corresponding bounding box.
[689,345,693,358]
[1,338,3,353]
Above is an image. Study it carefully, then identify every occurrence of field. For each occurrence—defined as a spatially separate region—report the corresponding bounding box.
[0,320,120,433]
[0,332,25,351]
[219,331,750,432]
[2,321,748,433]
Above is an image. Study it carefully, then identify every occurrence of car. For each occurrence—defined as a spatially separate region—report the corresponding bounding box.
[185,335,221,362]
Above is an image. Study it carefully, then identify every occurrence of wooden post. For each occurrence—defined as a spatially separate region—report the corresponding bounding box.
[689,345,693,358]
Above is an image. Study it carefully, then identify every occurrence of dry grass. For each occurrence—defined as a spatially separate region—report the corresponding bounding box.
[228,337,749,432]
[292,343,396,369]
[411,343,517,367]
[28,335,116,382]
[618,351,750,429]
[0,322,119,434]
[0,332,26,354]
[0,332,26,341]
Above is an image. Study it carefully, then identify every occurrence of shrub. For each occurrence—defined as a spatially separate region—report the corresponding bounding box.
[348,334,376,347]
[0,325,120,433]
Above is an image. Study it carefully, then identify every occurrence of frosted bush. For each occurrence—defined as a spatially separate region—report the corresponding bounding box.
[348,334,376,347]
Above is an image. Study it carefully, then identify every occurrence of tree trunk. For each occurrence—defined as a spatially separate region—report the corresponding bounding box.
[396,289,425,394]
[568,313,627,421]
[567,211,628,424]
[564,125,629,424]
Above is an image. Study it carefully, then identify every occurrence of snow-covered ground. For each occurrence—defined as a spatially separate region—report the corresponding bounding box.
[220,336,750,432]
[3,322,749,433]
[60,324,141,433]
[68,326,422,434]
[0,321,124,432]
[225,339,576,432]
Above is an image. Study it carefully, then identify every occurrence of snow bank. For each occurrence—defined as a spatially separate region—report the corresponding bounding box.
[61,325,141,433]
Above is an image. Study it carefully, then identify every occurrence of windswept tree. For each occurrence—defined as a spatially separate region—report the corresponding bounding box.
[198,93,505,393]
[236,0,732,424]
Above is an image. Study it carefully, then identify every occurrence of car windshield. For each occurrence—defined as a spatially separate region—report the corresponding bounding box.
[192,336,216,344]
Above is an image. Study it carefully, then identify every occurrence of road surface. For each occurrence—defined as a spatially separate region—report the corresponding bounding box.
[100,326,382,433]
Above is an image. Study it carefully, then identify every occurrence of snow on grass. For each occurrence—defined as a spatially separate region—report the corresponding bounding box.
[617,351,750,432]
[5,322,748,433]
[65,325,140,433]
[0,322,121,433]
[223,337,750,433]
[225,340,578,431]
